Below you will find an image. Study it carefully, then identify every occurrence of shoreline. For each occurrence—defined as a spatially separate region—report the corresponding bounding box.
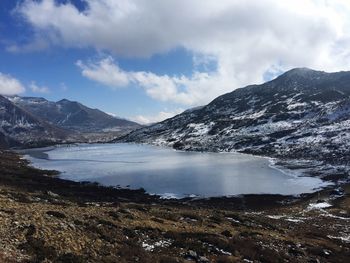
[1,146,349,211]
[1,149,349,262]
[19,143,336,201]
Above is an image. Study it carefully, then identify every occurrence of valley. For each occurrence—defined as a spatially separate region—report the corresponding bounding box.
[1,68,350,262]
[3,1,350,262]
[120,68,350,185]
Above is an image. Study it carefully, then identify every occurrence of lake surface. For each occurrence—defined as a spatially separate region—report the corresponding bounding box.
[25,143,329,198]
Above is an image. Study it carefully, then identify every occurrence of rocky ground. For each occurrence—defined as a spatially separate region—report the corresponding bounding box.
[0,150,349,262]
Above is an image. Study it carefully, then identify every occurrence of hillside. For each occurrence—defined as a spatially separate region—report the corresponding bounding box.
[9,97,140,133]
[0,95,77,148]
[120,68,350,176]
[0,95,141,148]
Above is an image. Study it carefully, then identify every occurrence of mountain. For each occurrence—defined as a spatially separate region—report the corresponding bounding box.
[9,97,140,133]
[0,95,78,148]
[120,68,350,168]
[0,95,140,148]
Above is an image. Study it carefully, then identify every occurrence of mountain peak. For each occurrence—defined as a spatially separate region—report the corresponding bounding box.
[57,98,72,104]
[282,67,322,77]
[288,67,313,72]
[7,96,48,104]
[273,68,329,84]
[10,96,140,133]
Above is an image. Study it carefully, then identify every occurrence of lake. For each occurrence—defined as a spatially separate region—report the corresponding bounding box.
[24,143,329,198]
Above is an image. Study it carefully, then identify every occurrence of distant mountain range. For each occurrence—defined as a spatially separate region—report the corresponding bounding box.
[120,68,350,169]
[0,96,140,148]
[9,96,139,133]
[0,95,74,148]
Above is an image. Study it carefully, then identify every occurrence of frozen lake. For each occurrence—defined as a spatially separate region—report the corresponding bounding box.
[25,143,329,198]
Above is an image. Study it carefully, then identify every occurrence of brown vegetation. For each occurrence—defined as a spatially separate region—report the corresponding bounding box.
[0,150,349,262]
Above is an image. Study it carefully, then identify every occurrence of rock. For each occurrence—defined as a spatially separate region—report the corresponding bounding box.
[59,223,68,230]
[188,250,197,258]
[67,223,76,230]
[199,256,210,262]
[329,188,344,197]
[185,250,198,260]
[46,191,59,198]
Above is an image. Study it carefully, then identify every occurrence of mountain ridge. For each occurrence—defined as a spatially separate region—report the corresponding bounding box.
[0,95,78,148]
[9,96,140,133]
[119,68,350,179]
[0,95,140,148]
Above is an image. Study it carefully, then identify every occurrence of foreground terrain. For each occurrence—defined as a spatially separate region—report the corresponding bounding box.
[0,150,349,262]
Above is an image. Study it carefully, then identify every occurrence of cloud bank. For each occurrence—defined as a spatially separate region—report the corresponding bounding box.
[17,0,350,106]
[29,81,49,93]
[77,57,215,105]
[0,73,25,96]
[131,109,184,125]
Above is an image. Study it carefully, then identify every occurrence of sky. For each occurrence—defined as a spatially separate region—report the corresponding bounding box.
[1,0,350,124]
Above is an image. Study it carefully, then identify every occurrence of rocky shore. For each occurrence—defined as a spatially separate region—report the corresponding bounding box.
[0,149,349,262]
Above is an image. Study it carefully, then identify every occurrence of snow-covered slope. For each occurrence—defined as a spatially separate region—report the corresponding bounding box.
[9,97,140,133]
[0,95,78,147]
[121,68,350,170]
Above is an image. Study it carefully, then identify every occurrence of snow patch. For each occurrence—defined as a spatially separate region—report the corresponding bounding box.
[188,122,214,136]
[142,240,172,252]
[160,193,180,199]
[307,202,332,210]
[327,235,350,243]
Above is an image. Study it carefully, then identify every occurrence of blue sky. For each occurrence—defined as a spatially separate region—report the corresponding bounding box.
[0,0,194,122]
[1,0,350,123]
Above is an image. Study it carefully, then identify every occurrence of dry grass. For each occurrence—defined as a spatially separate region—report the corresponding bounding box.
[0,150,349,262]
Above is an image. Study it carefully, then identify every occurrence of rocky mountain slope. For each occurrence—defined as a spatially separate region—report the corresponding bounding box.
[0,95,140,148]
[0,95,78,148]
[120,68,350,174]
[9,97,140,133]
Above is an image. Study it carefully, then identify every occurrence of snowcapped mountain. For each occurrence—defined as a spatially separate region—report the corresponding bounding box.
[0,95,78,148]
[120,68,350,169]
[0,95,140,148]
[9,97,140,133]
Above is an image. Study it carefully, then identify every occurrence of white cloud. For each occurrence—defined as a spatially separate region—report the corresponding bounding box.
[77,57,228,105]
[29,81,49,93]
[131,109,184,125]
[0,73,25,95]
[17,0,350,105]
[76,58,129,87]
